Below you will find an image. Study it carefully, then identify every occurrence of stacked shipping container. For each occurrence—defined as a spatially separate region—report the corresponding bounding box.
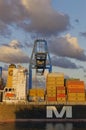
[46,73,56,101]
[56,73,66,103]
[29,88,45,101]
[46,73,66,103]
[66,80,85,102]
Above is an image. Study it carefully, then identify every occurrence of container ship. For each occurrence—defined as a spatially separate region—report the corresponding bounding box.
[0,39,86,122]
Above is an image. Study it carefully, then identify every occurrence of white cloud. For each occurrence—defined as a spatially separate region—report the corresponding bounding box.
[49,34,86,61]
[0,40,29,63]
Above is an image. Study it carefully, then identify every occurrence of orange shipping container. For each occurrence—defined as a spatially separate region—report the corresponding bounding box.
[66,81,84,86]
[67,89,85,93]
[47,97,56,101]
[67,85,84,89]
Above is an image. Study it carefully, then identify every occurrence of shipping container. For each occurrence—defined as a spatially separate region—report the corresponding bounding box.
[47,97,56,101]
[67,88,85,93]
[57,93,66,97]
[57,97,66,102]
[66,80,84,86]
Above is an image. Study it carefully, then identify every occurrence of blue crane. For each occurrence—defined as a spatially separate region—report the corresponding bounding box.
[29,39,52,89]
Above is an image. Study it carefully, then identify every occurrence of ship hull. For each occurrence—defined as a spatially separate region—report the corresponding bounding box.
[0,103,86,122]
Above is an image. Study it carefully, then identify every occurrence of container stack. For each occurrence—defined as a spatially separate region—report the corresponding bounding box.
[55,73,66,103]
[46,72,65,102]
[29,88,45,101]
[46,73,56,102]
[66,80,85,102]
[56,86,66,103]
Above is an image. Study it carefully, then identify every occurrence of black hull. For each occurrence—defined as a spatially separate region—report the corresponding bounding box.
[1,104,86,122]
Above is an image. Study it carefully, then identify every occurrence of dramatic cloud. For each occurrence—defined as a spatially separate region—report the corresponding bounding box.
[49,34,86,61]
[51,56,79,69]
[0,40,29,63]
[0,0,70,36]
[21,0,70,36]
[80,32,86,38]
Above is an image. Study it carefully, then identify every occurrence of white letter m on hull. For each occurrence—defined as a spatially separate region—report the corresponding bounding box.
[46,106,72,118]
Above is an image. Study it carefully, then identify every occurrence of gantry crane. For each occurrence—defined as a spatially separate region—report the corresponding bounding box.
[29,39,52,89]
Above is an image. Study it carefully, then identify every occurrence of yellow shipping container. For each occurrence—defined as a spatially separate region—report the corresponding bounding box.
[67,100,77,102]
[47,72,61,77]
[47,87,56,90]
[46,85,56,88]
[46,82,56,86]
[37,89,44,92]
[47,92,56,95]
[29,93,36,96]
[47,73,64,79]
[67,93,77,97]
[29,89,37,92]
[37,94,44,97]
[56,83,64,86]
[37,91,44,94]
[77,93,85,97]
[57,90,65,94]
[77,96,85,100]
[29,88,45,95]
[56,82,64,85]
[46,78,56,82]
[56,77,64,80]
[57,97,66,100]
[67,96,77,100]
[47,93,56,96]
[56,81,64,84]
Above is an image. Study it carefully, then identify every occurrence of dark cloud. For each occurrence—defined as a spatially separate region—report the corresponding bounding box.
[0,0,70,36]
[49,34,86,61]
[80,32,86,38]
[20,0,70,36]
[51,56,79,69]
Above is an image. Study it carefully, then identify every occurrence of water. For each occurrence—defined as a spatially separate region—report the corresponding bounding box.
[0,122,86,130]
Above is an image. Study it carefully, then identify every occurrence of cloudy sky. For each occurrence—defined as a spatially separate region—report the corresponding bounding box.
[0,0,86,82]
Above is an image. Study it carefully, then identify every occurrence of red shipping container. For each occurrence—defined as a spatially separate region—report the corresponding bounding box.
[57,93,66,98]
